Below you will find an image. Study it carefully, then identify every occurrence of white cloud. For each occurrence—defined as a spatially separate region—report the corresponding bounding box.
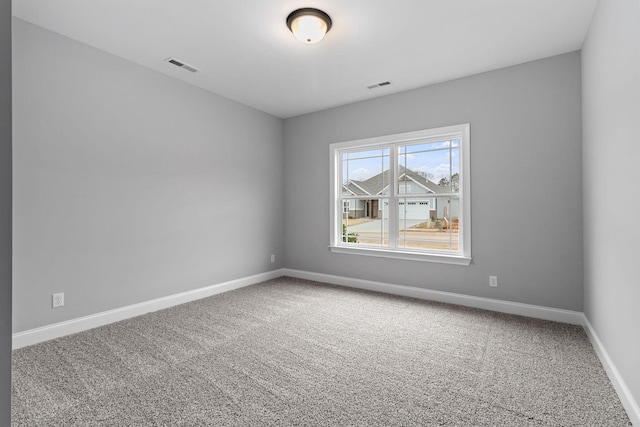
[432,163,451,176]
[349,167,374,181]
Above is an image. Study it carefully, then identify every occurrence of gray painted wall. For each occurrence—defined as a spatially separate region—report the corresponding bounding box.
[284,52,583,311]
[12,19,284,332]
[1,0,11,422]
[582,0,640,411]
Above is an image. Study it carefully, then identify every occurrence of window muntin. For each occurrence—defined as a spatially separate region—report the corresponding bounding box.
[330,124,470,264]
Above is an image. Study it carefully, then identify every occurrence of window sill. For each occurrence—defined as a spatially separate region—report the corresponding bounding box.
[328,245,472,265]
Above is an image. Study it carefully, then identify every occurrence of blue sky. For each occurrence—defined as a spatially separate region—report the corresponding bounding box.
[342,140,460,184]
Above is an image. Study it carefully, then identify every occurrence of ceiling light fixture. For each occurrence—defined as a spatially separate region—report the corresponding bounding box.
[286,8,332,44]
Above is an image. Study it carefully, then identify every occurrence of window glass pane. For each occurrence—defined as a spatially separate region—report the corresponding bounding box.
[341,148,389,195]
[343,148,389,161]
[403,140,450,153]
[397,197,459,251]
[450,147,460,192]
[341,198,389,246]
[398,142,460,192]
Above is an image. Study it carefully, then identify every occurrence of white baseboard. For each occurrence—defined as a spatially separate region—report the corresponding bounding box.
[12,269,285,349]
[283,268,584,325]
[582,315,640,426]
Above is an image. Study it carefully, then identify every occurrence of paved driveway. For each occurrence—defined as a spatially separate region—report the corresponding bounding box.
[347,219,423,232]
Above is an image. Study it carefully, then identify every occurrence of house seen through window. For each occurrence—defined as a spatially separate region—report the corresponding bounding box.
[329,124,471,264]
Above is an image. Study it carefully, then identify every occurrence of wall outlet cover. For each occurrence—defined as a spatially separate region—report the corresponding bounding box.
[52,292,64,308]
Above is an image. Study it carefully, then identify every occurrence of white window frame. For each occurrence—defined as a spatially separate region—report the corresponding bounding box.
[329,124,471,265]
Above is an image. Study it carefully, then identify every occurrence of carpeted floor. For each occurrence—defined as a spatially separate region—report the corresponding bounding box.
[12,277,631,426]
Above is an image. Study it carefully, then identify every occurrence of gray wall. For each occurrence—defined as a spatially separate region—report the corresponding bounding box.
[582,0,640,410]
[1,0,11,422]
[284,52,584,311]
[12,19,284,332]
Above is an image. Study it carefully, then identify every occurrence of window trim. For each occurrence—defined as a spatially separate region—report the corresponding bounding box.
[329,124,471,265]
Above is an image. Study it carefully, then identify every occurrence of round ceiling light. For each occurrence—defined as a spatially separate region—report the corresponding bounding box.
[286,8,332,44]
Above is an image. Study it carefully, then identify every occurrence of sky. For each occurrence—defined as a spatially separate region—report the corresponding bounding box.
[342,139,460,185]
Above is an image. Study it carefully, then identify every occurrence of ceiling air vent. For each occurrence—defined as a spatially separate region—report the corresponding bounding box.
[367,81,392,89]
[165,57,199,73]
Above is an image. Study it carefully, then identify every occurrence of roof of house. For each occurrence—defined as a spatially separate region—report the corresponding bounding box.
[343,166,449,196]
[343,181,369,196]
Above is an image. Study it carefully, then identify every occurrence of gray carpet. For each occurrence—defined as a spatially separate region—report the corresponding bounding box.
[12,277,631,426]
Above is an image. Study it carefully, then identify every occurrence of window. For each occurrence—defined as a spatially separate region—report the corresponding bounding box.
[399,183,411,194]
[329,124,471,265]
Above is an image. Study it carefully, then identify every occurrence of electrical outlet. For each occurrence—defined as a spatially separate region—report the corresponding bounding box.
[52,292,64,308]
[270,254,276,263]
[489,276,498,288]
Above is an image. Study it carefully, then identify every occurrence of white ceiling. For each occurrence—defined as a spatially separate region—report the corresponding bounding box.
[13,0,598,118]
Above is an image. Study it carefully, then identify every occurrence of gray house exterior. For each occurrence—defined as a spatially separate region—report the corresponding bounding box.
[342,166,460,222]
